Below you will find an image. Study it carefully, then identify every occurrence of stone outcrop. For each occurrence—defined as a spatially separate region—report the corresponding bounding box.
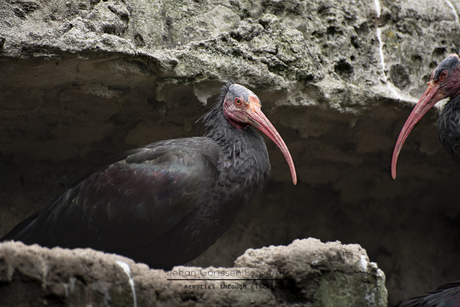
[0,239,387,306]
[1,0,460,305]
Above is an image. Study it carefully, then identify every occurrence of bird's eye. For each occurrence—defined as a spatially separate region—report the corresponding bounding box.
[440,71,448,80]
[235,98,242,106]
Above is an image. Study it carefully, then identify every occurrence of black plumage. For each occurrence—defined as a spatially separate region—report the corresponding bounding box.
[396,281,460,307]
[392,54,460,306]
[437,95,460,165]
[1,81,296,269]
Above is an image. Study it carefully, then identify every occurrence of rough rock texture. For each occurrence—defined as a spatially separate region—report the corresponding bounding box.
[0,239,387,307]
[234,238,387,307]
[1,0,460,305]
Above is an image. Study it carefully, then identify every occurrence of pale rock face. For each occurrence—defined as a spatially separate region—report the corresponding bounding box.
[1,0,460,305]
[0,239,387,306]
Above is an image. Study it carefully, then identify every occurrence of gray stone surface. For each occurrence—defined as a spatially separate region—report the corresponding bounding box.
[234,238,387,307]
[1,0,460,305]
[0,239,387,307]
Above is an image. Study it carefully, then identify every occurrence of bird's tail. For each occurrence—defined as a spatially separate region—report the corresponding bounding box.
[0,210,44,244]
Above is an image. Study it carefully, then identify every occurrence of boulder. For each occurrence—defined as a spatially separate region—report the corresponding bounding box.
[0,238,387,306]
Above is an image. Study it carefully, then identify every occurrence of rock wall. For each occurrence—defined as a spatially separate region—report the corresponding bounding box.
[0,239,387,306]
[1,0,460,305]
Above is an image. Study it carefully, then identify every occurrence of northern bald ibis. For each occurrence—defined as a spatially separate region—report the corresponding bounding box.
[391,54,460,306]
[392,54,460,178]
[1,81,297,270]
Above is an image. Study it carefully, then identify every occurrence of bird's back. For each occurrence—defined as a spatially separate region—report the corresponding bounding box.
[397,281,460,307]
[2,138,219,265]
[1,135,270,269]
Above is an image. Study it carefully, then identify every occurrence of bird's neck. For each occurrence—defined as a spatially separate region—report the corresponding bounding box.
[202,101,268,159]
[203,101,250,154]
[437,95,460,162]
[202,101,270,191]
[438,95,460,125]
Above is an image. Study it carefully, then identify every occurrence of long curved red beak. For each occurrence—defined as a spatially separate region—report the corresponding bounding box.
[248,104,297,185]
[391,81,444,179]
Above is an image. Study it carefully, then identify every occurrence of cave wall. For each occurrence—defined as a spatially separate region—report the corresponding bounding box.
[1,0,460,305]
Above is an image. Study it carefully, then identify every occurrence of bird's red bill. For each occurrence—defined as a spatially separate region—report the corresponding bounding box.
[391,82,442,179]
[247,103,297,185]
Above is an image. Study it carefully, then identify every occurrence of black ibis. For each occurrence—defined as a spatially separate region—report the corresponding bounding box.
[391,54,460,306]
[392,53,460,178]
[1,81,297,270]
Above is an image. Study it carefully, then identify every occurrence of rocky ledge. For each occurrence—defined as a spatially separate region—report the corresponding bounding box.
[0,238,387,306]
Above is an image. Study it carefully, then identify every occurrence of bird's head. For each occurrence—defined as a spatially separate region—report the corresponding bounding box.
[222,83,297,185]
[391,54,460,179]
